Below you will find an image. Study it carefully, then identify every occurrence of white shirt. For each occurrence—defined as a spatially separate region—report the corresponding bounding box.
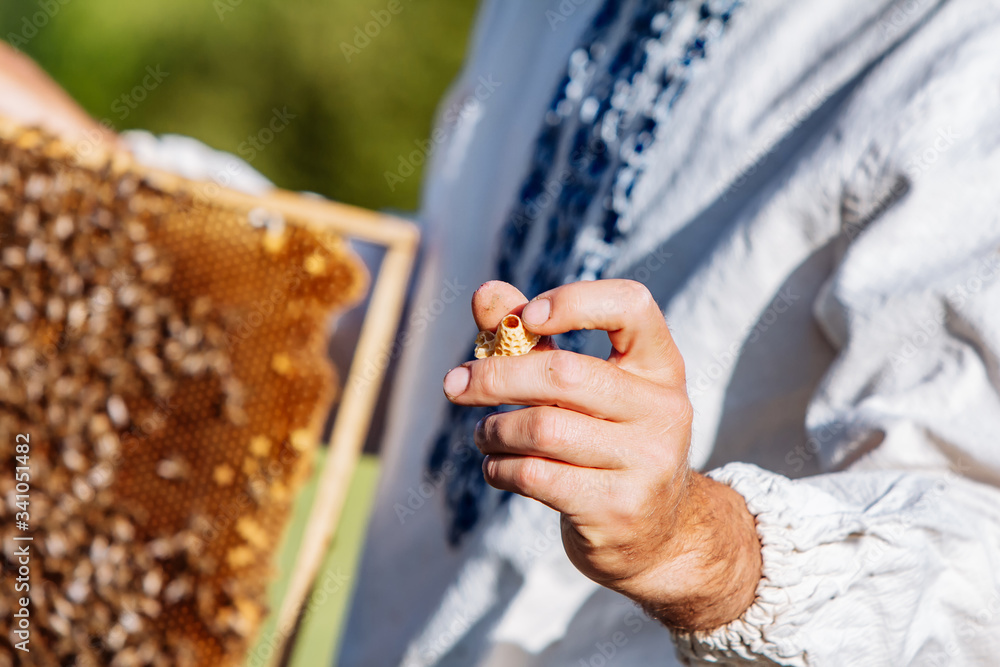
[340,1,1000,665]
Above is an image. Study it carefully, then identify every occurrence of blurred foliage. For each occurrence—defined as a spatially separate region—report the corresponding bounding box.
[0,0,477,211]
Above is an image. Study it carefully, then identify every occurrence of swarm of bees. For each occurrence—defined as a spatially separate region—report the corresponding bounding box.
[0,120,365,666]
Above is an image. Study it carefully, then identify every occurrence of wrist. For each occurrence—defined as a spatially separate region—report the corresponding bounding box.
[624,472,762,632]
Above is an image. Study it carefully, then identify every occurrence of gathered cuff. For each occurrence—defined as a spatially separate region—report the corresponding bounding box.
[671,463,812,666]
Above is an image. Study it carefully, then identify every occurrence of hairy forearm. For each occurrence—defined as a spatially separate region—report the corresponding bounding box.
[627,473,763,632]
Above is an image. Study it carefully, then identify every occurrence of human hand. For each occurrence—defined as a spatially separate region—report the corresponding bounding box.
[443,280,761,631]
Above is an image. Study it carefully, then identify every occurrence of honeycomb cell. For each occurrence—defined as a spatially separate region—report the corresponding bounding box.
[0,119,365,666]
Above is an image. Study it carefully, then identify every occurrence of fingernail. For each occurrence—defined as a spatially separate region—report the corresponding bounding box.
[443,366,471,397]
[522,299,550,326]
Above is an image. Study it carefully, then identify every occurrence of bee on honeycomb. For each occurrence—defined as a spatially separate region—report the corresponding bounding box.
[0,119,366,666]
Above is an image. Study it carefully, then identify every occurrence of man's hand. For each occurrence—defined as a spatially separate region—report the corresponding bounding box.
[443,280,762,632]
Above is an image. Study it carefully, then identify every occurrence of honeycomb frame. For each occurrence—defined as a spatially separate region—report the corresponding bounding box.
[0,116,418,666]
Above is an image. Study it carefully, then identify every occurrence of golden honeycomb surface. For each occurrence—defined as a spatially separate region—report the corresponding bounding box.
[0,121,366,667]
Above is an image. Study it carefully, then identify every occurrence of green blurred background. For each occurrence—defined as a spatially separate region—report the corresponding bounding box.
[0,0,477,211]
[1,1,477,664]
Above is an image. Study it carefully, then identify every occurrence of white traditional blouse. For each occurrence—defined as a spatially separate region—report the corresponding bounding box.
[331,0,1000,665]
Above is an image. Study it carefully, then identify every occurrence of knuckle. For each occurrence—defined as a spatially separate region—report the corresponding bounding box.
[621,279,654,310]
[475,358,505,395]
[638,384,684,422]
[513,457,549,491]
[474,417,486,449]
[529,409,564,449]
[608,485,646,528]
[563,286,588,318]
[546,350,586,390]
[477,413,500,449]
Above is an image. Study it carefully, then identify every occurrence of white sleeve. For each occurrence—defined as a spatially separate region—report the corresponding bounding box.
[121,130,273,194]
[672,465,1000,666]
[673,6,1000,666]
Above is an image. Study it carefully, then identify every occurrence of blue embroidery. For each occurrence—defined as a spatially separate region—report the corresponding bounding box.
[428,0,741,546]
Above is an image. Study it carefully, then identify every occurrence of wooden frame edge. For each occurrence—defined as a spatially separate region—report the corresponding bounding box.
[257,192,418,664]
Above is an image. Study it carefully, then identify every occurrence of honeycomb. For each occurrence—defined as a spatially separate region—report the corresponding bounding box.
[0,119,366,666]
[473,314,540,358]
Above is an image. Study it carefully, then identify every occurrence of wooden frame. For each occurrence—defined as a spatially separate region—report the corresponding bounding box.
[228,190,419,661]
[0,115,417,663]
[150,178,420,664]
[266,192,418,654]
[139,177,419,664]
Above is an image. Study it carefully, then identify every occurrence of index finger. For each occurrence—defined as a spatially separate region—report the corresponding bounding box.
[472,281,528,331]
[445,348,657,422]
[471,280,557,353]
[520,280,684,385]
